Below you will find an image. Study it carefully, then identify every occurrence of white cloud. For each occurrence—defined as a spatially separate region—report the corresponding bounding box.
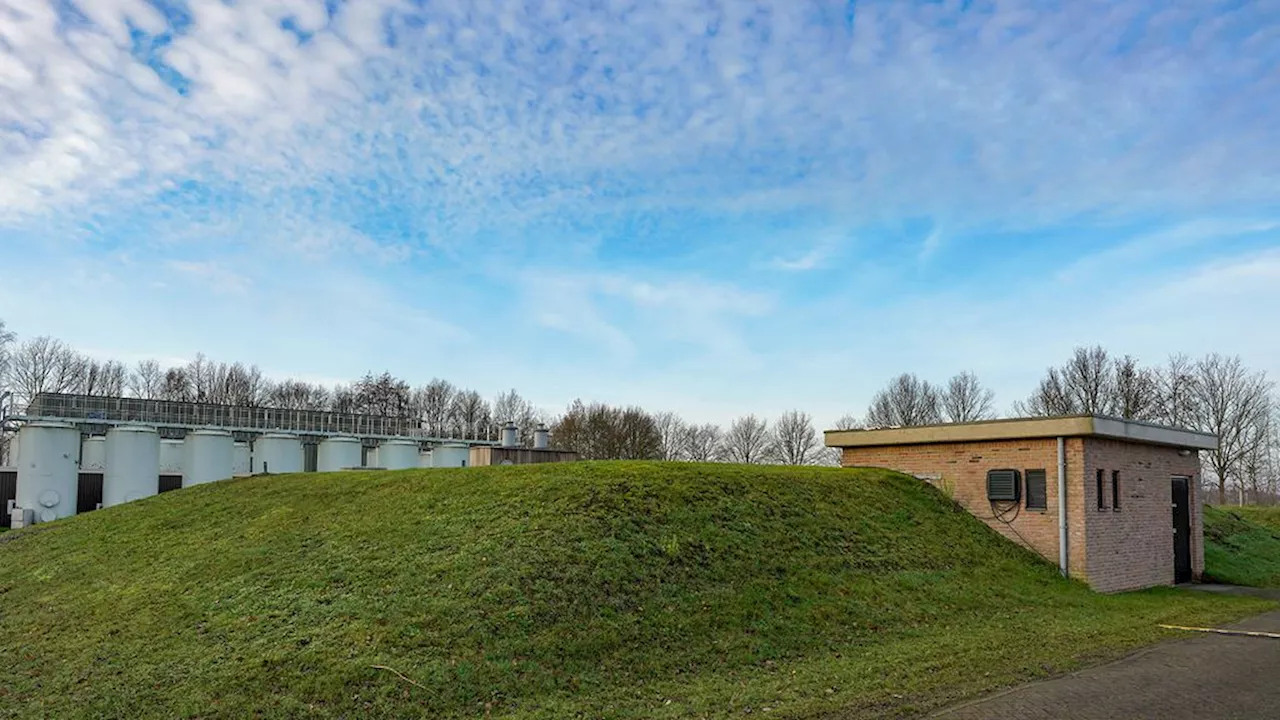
[166,260,251,295]
[2,0,1277,247]
[1055,219,1280,284]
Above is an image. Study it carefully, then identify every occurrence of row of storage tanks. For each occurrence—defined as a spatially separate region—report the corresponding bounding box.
[8,421,472,525]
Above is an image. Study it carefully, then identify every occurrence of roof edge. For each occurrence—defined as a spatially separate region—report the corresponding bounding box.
[824,415,1218,451]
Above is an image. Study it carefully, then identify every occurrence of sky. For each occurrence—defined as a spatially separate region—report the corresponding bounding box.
[1,0,1279,429]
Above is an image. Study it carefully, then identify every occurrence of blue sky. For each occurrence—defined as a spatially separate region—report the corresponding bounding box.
[2,0,1279,427]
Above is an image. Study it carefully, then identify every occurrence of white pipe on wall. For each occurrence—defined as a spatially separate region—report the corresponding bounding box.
[1058,436,1068,577]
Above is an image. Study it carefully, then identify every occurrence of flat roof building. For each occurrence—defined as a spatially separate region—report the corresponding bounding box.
[825,416,1217,593]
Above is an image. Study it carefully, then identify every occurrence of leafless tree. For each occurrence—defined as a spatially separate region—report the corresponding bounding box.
[866,373,942,428]
[414,379,455,437]
[1016,346,1161,420]
[128,360,165,399]
[1113,355,1160,421]
[1157,354,1199,428]
[0,319,14,389]
[10,336,79,407]
[160,367,194,402]
[773,410,821,465]
[683,423,723,462]
[720,414,774,464]
[832,413,863,431]
[550,400,661,459]
[1017,346,1115,417]
[449,389,490,440]
[940,371,996,423]
[81,359,126,397]
[1191,354,1273,504]
[653,411,688,461]
[492,388,539,444]
[353,371,411,417]
[265,380,331,410]
[329,384,357,414]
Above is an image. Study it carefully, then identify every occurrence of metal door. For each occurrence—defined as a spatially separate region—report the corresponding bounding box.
[1172,477,1192,584]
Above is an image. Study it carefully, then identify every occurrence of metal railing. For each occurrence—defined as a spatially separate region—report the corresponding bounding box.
[10,393,497,444]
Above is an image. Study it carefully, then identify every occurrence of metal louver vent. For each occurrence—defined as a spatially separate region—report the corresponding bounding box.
[987,469,1022,502]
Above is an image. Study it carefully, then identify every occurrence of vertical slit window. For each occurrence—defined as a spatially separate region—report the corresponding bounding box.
[1097,469,1107,510]
[1112,470,1121,511]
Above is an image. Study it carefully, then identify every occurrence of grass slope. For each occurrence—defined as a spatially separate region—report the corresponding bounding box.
[0,462,1269,719]
[1204,505,1280,587]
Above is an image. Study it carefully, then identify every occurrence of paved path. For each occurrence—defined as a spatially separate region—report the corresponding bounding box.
[934,587,1280,720]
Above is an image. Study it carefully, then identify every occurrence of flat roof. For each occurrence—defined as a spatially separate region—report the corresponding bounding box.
[824,415,1218,451]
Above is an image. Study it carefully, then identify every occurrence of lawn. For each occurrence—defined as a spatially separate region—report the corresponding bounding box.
[0,462,1270,719]
[1204,504,1280,588]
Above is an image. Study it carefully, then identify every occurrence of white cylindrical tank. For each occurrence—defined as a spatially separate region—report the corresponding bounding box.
[432,443,470,468]
[5,434,19,468]
[104,425,160,508]
[159,439,184,475]
[233,442,251,476]
[253,433,303,474]
[184,430,234,486]
[533,424,550,450]
[501,422,519,448]
[317,437,362,472]
[81,436,107,471]
[378,439,420,470]
[418,449,434,468]
[15,421,81,523]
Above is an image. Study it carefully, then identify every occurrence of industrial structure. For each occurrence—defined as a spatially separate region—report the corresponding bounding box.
[826,415,1215,593]
[2,392,577,529]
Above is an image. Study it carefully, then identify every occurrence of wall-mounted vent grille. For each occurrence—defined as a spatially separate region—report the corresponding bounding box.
[987,469,1022,502]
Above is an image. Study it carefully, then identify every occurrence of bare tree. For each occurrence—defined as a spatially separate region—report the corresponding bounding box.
[1017,346,1116,417]
[866,373,942,428]
[160,367,194,402]
[940,371,996,423]
[1191,354,1273,504]
[265,380,331,410]
[10,336,78,407]
[353,371,411,417]
[1157,354,1199,428]
[832,413,863,431]
[1113,355,1160,421]
[773,410,820,465]
[492,388,538,444]
[415,379,455,437]
[720,414,774,464]
[683,423,723,462]
[82,360,126,397]
[128,360,165,399]
[653,411,688,461]
[0,319,14,390]
[550,400,661,459]
[449,389,489,440]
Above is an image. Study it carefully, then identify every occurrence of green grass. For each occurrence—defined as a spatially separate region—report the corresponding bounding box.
[0,462,1270,719]
[1204,505,1280,587]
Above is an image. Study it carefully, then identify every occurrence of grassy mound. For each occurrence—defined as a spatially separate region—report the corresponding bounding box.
[0,462,1268,719]
[1204,505,1280,587]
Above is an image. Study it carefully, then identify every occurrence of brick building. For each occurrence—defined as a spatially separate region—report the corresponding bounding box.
[825,416,1216,593]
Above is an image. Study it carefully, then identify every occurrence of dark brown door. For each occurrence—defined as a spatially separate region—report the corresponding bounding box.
[1172,477,1192,584]
[0,471,15,528]
[77,473,104,513]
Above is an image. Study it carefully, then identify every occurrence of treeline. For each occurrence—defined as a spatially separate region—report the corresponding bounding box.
[0,323,836,466]
[551,402,835,465]
[2,322,1275,486]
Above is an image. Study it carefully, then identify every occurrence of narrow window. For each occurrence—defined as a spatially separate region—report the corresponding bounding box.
[1025,469,1047,511]
[1097,469,1107,510]
[1112,470,1121,511]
